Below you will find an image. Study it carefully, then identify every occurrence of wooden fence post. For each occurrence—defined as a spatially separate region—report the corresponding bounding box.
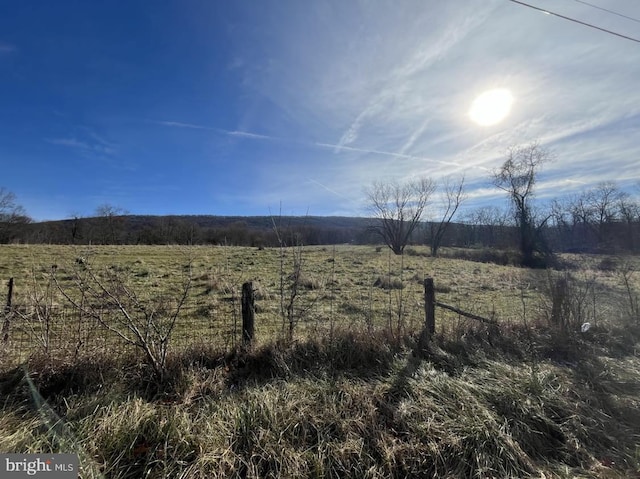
[241,281,255,346]
[2,278,14,343]
[5,277,13,312]
[424,277,435,336]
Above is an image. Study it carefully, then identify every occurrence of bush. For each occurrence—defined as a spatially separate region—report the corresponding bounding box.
[541,272,595,332]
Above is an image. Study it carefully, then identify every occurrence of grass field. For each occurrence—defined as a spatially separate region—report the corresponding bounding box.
[2,244,635,351]
[1,244,639,477]
[0,244,555,360]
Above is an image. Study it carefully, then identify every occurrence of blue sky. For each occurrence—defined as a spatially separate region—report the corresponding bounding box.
[1,0,639,221]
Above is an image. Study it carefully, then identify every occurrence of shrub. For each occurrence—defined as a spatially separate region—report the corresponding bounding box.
[540,272,596,332]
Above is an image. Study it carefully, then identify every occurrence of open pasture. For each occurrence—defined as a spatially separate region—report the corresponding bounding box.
[2,245,640,478]
[1,244,637,366]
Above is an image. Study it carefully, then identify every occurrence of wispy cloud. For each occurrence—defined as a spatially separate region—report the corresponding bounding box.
[156,120,278,141]
[306,178,349,200]
[47,136,115,155]
[159,119,460,169]
[48,138,91,149]
[156,120,210,130]
[398,118,431,156]
[9,0,640,220]
[159,117,465,177]
[315,141,461,168]
[252,0,638,205]
[333,7,494,152]
[227,130,274,140]
[110,2,640,215]
[45,127,120,172]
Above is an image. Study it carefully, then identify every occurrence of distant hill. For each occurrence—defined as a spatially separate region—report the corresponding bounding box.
[12,214,377,246]
[124,214,373,230]
[6,213,638,255]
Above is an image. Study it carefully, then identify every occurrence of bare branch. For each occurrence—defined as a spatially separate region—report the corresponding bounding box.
[365,177,435,255]
[428,175,467,256]
[492,141,553,267]
[54,258,191,380]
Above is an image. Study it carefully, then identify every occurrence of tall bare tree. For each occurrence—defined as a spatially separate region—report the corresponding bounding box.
[0,187,31,243]
[618,192,640,251]
[565,182,624,251]
[67,212,83,244]
[366,177,435,255]
[95,203,128,244]
[427,175,467,256]
[549,198,576,251]
[0,187,29,222]
[493,141,552,267]
[464,205,512,248]
[586,182,622,249]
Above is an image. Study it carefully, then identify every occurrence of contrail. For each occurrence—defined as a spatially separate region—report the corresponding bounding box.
[156,120,210,130]
[307,178,350,199]
[156,120,279,141]
[157,119,461,167]
[315,142,461,167]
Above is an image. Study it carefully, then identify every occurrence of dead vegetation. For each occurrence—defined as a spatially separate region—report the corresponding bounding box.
[0,244,639,477]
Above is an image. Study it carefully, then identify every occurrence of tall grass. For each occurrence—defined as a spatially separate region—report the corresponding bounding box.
[1,321,639,478]
[1,246,640,477]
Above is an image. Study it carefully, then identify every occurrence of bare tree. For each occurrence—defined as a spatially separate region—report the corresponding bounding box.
[567,193,591,226]
[464,205,512,248]
[427,175,467,256]
[618,192,640,251]
[366,178,435,255]
[586,182,622,249]
[0,187,31,243]
[564,182,624,251]
[0,187,29,222]
[549,198,577,251]
[95,203,128,244]
[493,141,552,267]
[67,212,83,244]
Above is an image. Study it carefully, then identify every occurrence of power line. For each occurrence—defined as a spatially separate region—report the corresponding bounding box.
[569,0,640,24]
[507,0,640,43]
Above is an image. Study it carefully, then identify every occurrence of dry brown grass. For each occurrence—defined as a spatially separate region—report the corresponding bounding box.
[1,245,640,477]
[1,323,639,478]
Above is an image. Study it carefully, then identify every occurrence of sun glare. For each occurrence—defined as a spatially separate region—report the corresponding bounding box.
[469,88,514,126]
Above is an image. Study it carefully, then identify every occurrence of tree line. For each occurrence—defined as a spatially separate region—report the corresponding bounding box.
[365,141,639,265]
[2,142,639,262]
[2,210,368,247]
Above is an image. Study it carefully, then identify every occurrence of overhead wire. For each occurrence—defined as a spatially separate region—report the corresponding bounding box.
[568,0,640,24]
[506,0,640,43]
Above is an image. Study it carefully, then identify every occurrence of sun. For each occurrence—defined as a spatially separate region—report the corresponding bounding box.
[469,89,514,126]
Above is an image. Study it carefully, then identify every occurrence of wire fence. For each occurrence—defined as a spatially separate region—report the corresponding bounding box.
[2,304,236,364]
[0,277,433,370]
[2,247,636,371]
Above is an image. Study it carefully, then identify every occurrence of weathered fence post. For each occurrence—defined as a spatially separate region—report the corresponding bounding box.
[5,277,13,312]
[424,277,435,336]
[241,281,255,346]
[2,278,14,344]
